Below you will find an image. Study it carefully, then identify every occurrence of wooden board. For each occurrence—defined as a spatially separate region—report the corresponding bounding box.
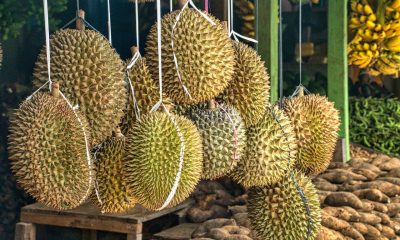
[154,223,200,240]
[20,199,194,234]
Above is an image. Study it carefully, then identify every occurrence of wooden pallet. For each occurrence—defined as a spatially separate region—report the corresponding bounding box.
[15,199,194,240]
[153,223,199,240]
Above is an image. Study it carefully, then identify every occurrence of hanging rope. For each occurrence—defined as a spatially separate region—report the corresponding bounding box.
[25,0,95,206]
[279,0,284,100]
[299,0,302,85]
[135,0,140,49]
[170,0,173,12]
[107,0,112,45]
[227,0,258,43]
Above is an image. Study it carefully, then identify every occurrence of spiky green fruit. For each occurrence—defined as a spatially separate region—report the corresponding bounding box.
[231,106,297,187]
[248,171,321,240]
[145,8,235,104]
[124,112,203,210]
[223,41,270,127]
[186,103,246,180]
[8,91,92,210]
[283,94,340,175]
[121,57,170,134]
[92,132,136,213]
[33,29,126,145]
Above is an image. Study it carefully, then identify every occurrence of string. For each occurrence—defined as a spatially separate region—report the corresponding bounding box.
[126,51,142,120]
[61,17,101,33]
[76,0,80,14]
[299,0,302,85]
[227,0,258,43]
[107,0,112,45]
[279,0,283,99]
[135,0,140,50]
[170,0,173,12]
[270,105,312,239]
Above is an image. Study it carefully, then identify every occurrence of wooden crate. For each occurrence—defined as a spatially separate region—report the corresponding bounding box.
[15,199,194,240]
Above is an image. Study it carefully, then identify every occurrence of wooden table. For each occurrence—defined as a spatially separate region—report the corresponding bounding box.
[15,199,194,240]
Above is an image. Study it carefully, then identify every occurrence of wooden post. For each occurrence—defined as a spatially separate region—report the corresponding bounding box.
[15,223,36,240]
[257,0,279,102]
[327,0,350,162]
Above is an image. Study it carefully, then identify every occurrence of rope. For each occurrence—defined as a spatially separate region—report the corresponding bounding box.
[135,0,140,49]
[126,52,142,120]
[76,0,80,15]
[299,0,302,85]
[25,0,95,207]
[170,0,173,12]
[279,0,284,99]
[107,0,112,45]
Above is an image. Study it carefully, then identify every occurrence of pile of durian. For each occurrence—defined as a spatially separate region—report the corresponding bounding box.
[7,6,340,240]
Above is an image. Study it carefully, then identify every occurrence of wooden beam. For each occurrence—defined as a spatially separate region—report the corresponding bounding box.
[327,0,350,161]
[257,0,279,102]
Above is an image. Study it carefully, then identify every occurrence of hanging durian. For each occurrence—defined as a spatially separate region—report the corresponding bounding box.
[92,128,136,213]
[185,101,246,180]
[124,112,203,210]
[33,29,126,145]
[283,92,340,175]
[223,41,270,127]
[230,106,297,187]
[8,83,93,210]
[145,8,235,104]
[121,47,171,134]
[247,171,321,240]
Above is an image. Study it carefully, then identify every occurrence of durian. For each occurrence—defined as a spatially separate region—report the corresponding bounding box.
[247,171,321,240]
[124,112,203,210]
[283,93,340,175]
[121,54,170,134]
[185,102,246,180]
[8,84,92,210]
[145,8,235,104]
[223,41,270,127]
[33,29,126,145]
[92,129,136,213]
[230,106,297,187]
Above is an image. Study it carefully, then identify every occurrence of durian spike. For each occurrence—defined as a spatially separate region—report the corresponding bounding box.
[51,82,60,98]
[76,9,86,30]
[208,99,216,110]
[298,86,305,97]
[130,46,138,56]
[113,126,124,138]
[178,0,188,8]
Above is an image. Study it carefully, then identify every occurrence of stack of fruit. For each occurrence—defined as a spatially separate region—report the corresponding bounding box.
[348,0,400,75]
[7,4,340,239]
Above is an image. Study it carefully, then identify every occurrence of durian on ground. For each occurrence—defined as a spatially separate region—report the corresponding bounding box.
[8,89,92,210]
[185,103,246,180]
[230,106,297,187]
[222,41,270,127]
[283,94,340,175]
[92,130,136,213]
[247,171,321,240]
[33,29,126,145]
[145,8,235,104]
[123,112,203,210]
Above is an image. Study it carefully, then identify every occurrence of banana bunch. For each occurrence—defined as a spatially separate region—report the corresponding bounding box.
[349,41,379,68]
[234,0,255,38]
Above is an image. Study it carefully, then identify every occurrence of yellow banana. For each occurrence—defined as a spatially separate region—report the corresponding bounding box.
[351,0,358,11]
[374,24,382,32]
[393,11,400,20]
[363,42,370,50]
[363,4,373,15]
[368,68,381,76]
[383,24,392,31]
[386,35,400,48]
[380,55,398,68]
[360,15,367,23]
[370,43,378,51]
[357,3,364,13]
[391,0,400,10]
[366,20,376,29]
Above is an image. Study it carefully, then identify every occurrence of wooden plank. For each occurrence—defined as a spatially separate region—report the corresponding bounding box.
[15,222,36,240]
[21,199,194,224]
[154,223,200,240]
[257,0,279,102]
[327,0,350,161]
[20,212,142,234]
[127,234,142,240]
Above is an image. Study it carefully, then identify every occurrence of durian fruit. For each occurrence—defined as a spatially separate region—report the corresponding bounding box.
[283,93,340,175]
[230,106,297,187]
[33,29,126,145]
[247,171,321,240]
[121,50,170,134]
[8,84,93,210]
[145,8,235,104]
[124,112,203,210]
[92,128,136,213]
[222,41,270,127]
[185,101,246,180]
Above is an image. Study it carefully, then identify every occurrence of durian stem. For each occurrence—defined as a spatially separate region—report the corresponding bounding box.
[51,82,60,98]
[130,46,138,57]
[76,9,86,30]
[113,127,124,138]
[298,86,305,97]
[208,99,216,110]
[222,21,228,35]
[178,0,188,8]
